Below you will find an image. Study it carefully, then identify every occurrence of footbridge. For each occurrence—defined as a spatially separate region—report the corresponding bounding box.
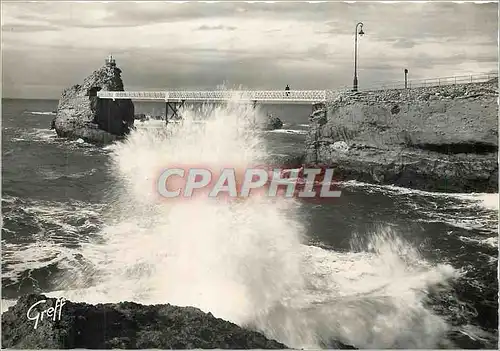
[96,90,336,103]
[97,90,333,120]
[96,71,498,121]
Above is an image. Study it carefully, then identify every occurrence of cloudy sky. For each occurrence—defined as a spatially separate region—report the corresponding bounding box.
[2,0,498,99]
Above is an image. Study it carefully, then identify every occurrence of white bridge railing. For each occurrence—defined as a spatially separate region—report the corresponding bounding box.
[97,90,338,103]
[97,72,497,102]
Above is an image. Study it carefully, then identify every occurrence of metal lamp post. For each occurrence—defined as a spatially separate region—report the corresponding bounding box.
[353,22,365,92]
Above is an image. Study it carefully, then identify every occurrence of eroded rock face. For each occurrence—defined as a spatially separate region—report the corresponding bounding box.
[1,294,288,349]
[53,62,134,144]
[305,81,499,192]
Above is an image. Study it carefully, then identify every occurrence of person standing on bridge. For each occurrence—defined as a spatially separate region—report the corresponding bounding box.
[285,84,290,96]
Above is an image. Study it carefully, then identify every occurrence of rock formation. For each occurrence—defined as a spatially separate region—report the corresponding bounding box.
[52,56,135,144]
[263,113,284,130]
[305,81,498,193]
[1,294,287,349]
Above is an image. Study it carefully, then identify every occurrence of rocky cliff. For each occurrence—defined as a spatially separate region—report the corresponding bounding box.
[53,61,135,144]
[305,81,499,193]
[1,294,287,349]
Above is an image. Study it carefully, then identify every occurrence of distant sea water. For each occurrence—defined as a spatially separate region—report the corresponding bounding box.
[2,98,498,349]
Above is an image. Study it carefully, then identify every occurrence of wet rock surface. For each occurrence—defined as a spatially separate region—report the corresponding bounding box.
[305,81,499,192]
[1,294,288,349]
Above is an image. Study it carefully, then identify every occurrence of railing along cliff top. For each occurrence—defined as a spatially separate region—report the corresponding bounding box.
[355,72,498,92]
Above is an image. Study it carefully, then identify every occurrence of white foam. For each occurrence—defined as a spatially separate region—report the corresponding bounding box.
[2,197,104,284]
[27,111,56,116]
[37,168,97,180]
[453,193,499,212]
[340,181,498,248]
[134,119,167,128]
[342,180,499,211]
[11,128,56,143]
[1,299,17,314]
[266,129,308,135]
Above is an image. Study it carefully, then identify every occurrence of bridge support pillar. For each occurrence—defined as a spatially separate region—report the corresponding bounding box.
[165,100,186,124]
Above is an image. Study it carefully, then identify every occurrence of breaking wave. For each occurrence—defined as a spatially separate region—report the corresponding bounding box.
[15,97,463,348]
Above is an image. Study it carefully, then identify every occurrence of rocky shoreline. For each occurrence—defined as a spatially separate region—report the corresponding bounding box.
[304,80,499,193]
[1,294,360,349]
[1,294,288,349]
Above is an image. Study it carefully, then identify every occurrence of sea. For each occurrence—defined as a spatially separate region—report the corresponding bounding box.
[1,97,498,349]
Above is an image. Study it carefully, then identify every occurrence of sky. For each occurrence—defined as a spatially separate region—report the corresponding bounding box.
[1,0,498,99]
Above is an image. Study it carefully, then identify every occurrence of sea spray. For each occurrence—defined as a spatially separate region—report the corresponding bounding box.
[53,95,460,349]
[69,97,310,330]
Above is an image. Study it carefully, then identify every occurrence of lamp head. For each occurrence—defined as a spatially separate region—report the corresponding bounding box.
[358,28,365,36]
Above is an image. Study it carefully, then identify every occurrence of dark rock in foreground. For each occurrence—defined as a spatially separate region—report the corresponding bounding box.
[1,294,287,349]
[53,56,135,145]
[305,81,499,193]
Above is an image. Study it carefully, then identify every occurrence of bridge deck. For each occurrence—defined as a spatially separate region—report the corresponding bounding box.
[97,90,337,103]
